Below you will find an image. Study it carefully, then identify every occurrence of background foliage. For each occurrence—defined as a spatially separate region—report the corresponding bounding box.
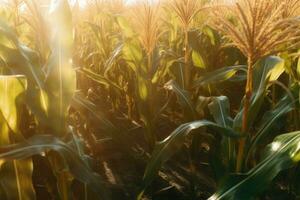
[0,0,300,199]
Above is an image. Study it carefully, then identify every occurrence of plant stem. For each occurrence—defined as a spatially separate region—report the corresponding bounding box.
[184,28,191,90]
[147,52,156,149]
[126,94,132,120]
[236,57,253,172]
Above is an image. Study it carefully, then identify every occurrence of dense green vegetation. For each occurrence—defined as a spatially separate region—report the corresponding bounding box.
[0,0,300,199]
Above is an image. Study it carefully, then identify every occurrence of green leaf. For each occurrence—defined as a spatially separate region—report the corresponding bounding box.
[0,135,111,200]
[137,77,148,101]
[208,96,232,128]
[45,0,76,135]
[0,21,48,125]
[209,131,300,200]
[0,20,45,88]
[0,75,35,200]
[165,80,197,119]
[233,56,284,131]
[269,58,285,81]
[71,92,132,152]
[122,40,143,73]
[202,25,217,46]
[141,120,239,193]
[192,50,205,69]
[169,60,185,88]
[245,90,297,163]
[44,1,77,198]
[77,68,122,94]
[297,53,300,80]
[116,16,135,38]
[0,160,35,200]
[193,65,247,87]
[152,56,178,84]
[0,75,27,134]
[209,96,235,170]
[71,92,119,135]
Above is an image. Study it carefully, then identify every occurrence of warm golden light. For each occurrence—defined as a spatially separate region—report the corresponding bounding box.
[0,0,299,199]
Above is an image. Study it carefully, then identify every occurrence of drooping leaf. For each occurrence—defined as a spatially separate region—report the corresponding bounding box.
[209,131,300,200]
[0,21,45,91]
[245,89,297,163]
[193,65,247,87]
[71,92,133,153]
[0,135,110,200]
[71,92,118,135]
[141,120,239,193]
[0,21,48,125]
[77,68,122,94]
[0,75,35,200]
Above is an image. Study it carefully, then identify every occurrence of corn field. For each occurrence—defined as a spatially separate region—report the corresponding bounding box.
[1,0,300,199]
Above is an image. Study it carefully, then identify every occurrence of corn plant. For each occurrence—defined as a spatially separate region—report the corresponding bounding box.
[0,0,300,199]
[0,0,110,199]
[140,0,300,199]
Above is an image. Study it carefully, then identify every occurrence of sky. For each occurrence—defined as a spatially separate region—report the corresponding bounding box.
[70,0,139,7]
[0,0,140,8]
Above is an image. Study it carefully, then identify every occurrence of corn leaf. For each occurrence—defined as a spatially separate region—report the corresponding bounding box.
[165,79,197,119]
[245,88,298,163]
[0,21,48,125]
[141,120,240,193]
[193,65,247,87]
[209,131,300,200]
[122,40,143,73]
[192,50,206,69]
[45,0,76,135]
[0,134,111,200]
[209,96,235,170]
[71,92,119,135]
[208,96,233,128]
[104,44,123,77]
[233,56,284,131]
[0,75,35,200]
[116,16,135,38]
[77,68,122,94]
